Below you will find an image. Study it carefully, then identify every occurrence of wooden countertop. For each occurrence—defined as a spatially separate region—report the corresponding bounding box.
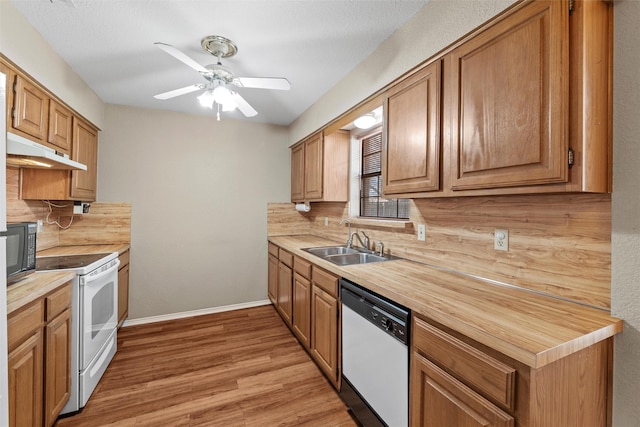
[269,235,623,369]
[7,271,76,315]
[38,243,130,257]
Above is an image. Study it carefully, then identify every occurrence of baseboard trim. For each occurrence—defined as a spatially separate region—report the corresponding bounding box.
[121,299,273,327]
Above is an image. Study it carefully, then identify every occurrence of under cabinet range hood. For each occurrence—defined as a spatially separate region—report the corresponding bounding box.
[6,132,87,170]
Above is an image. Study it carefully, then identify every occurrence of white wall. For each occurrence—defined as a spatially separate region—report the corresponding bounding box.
[0,1,104,128]
[289,0,518,144]
[612,1,640,425]
[98,105,290,319]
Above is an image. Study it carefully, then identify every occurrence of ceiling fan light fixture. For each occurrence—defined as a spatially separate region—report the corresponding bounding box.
[212,85,234,106]
[197,90,215,109]
[354,112,376,129]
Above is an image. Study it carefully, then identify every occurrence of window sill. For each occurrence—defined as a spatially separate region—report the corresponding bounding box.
[346,217,414,232]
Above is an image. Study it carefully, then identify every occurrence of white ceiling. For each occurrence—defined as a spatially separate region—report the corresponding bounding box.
[10,0,428,126]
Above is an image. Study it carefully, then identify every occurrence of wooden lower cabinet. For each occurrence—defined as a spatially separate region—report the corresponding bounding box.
[267,243,341,390]
[411,353,513,427]
[8,281,72,427]
[8,330,43,427]
[117,250,131,326]
[292,262,311,348]
[276,252,293,325]
[310,267,340,388]
[411,315,613,427]
[44,308,71,427]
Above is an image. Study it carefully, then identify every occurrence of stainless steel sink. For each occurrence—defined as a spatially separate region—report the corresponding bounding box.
[303,246,360,257]
[302,245,400,265]
[324,252,390,265]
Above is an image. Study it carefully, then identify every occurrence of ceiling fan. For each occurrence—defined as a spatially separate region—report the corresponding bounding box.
[153,35,291,120]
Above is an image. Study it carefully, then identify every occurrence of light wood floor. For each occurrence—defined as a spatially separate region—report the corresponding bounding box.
[54,305,358,426]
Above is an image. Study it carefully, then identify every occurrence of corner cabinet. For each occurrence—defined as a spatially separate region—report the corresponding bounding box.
[383,59,442,196]
[444,0,612,195]
[411,315,612,427]
[290,130,349,203]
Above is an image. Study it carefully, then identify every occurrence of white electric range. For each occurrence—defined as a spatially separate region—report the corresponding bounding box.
[37,252,120,414]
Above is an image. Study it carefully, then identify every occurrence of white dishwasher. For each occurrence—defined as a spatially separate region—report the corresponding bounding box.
[340,279,410,427]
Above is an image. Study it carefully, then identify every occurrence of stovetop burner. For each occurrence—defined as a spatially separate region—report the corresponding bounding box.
[36,253,114,271]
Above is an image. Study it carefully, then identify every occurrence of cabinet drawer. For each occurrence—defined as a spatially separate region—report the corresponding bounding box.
[279,249,293,268]
[312,266,338,297]
[413,316,516,410]
[268,242,279,257]
[8,300,44,352]
[45,282,72,321]
[294,256,311,279]
[118,250,130,268]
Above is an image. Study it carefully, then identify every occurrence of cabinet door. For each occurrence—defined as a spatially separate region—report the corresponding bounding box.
[383,60,441,195]
[411,352,513,427]
[70,117,98,201]
[44,309,71,427]
[48,99,72,154]
[291,142,305,202]
[277,262,293,324]
[8,331,43,427]
[448,0,569,191]
[304,133,323,200]
[118,263,130,326]
[311,285,338,386]
[12,75,49,141]
[292,272,311,348]
[268,254,278,304]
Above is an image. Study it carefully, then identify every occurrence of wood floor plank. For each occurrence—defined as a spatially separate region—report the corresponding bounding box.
[54,305,357,426]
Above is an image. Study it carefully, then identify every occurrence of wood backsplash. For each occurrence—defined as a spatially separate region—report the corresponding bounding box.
[6,166,131,251]
[268,193,612,310]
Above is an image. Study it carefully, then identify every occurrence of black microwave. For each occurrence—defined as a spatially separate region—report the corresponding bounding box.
[2,222,37,285]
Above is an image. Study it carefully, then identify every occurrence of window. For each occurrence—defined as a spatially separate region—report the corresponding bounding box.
[359,130,410,219]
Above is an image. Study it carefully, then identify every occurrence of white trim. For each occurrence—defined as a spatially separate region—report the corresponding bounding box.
[121,300,272,327]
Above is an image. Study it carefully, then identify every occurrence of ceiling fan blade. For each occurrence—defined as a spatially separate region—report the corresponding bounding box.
[154,84,203,100]
[231,93,258,117]
[235,77,291,91]
[154,42,209,74]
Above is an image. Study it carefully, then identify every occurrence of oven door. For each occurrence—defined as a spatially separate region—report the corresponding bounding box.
[79,259,119,369]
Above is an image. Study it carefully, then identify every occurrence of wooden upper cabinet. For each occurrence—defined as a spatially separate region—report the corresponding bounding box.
[447,0,569,191]
[21,117,99,201]
[304,133,324,200]
[70,117,98,200]
[290,130,349,203]
[291,142,305,202]
[13,74,49,142]
[383,60,442,196]
[47,100,73,154]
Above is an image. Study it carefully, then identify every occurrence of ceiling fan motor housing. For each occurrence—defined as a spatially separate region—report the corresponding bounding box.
[201,35,238,58]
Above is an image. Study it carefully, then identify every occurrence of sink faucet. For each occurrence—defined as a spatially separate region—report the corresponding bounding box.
[340,219,351,246]
[349,231,370,251]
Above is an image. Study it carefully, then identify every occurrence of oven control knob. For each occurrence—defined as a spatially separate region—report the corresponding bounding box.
[383,318,393,331]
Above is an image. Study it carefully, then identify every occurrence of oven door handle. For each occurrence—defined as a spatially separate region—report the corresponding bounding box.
[82,259,120,286]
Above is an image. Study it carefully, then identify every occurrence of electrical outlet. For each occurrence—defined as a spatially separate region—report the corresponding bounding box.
[37,220,43,233]
[324,217,329,226]
[417,224,426,241]
[494,229,509,251]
